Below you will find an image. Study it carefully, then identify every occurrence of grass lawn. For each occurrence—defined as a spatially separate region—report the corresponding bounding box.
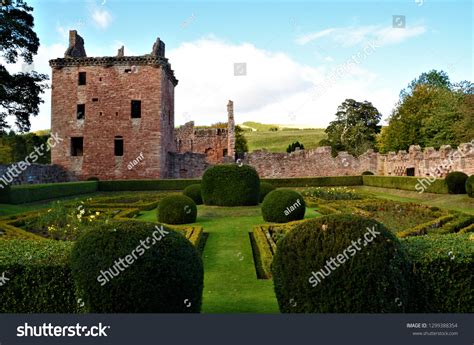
[138,205,319,313]
[244,128,326,152]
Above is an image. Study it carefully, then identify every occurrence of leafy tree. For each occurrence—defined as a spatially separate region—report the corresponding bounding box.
[377,70,473,152]
[286,141,304,153]
[235,125,248,154]
[399,69,451,100]
[321,99,381,156]
[0,0,48,133]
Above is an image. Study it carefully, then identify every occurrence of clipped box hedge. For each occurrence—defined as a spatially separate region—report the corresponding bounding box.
[363,175,448,194]
[98,179,200,192]
[0,181,99,204]
[0,240,78,313]
[263,176,363,188]
[401,234,474,313]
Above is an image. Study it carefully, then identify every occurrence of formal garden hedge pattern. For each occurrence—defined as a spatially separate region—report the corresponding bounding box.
[0,174,472,313]
[71,221,204,313]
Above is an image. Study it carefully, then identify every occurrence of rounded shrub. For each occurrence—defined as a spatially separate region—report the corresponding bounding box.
[259,182,276,203]
[466,175,474,198]
[158,195,197,224]
[361,171,374,175]
[272,214,413,313]
[86,176,100,181]
[183,184,203,205]
[201,164,260,206]
[70,221,204,312]
[261,189,305,223]
[445,171,468,194]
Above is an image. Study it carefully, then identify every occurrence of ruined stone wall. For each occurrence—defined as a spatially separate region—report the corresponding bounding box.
[167,152,210,178]
[0,164,76,186]
[379,142,474,177]
[242,147,377,178]
[175,122,230,164]
[239,142,474,179]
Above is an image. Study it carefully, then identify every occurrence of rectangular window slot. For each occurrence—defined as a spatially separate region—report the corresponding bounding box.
[77,104,85,120]
[71,137,84,156]
[124,69,132,73]
[92,98,99,102]
[114,136,124,156]
[78,72,86,85]
[131,100,141,118]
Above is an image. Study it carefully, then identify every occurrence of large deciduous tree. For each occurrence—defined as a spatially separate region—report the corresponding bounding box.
[0,0,48,133]
[377,70,473,152]
[321,99,381,156]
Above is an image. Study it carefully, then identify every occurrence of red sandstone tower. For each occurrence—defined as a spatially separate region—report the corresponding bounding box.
[49,31,178,180]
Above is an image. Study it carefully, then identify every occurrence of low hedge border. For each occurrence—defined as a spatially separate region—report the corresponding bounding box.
[252,220,307,278]
[0,181,99,204]
[0,239,78,313]
[363,175,449,194]
[98,179,200,192]
[397,215,456,238]
[459,223,474,234]
[263,176,363,188]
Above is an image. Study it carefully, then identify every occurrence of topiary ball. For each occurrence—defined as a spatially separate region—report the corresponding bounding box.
[272,214,413,313]
[201,164,260,206]
[183,184,203,205]
[158,195,197,224]
[259,182,276,203]
[70,221,204,313]
[362,171,374,175]
[466,175,474,198]
[261,189,305,223]
[445,171,468,194]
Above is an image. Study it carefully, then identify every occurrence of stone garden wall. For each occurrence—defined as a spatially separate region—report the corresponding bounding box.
[0,164,76,186]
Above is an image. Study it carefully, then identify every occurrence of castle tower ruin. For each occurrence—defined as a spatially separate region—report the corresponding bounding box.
[49,31,178,180]
[227,100,236,159]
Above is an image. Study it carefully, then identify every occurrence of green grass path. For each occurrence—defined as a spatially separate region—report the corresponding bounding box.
[138,205,318,313]
[197,206,278,313]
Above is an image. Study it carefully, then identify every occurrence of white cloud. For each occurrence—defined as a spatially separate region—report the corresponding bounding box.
[91,8,112,29]
[296,25,426,47]
[169,37,398,128]
[4,36,399,132]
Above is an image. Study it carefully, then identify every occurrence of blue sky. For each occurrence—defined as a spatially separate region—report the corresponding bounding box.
[12,0,474,130]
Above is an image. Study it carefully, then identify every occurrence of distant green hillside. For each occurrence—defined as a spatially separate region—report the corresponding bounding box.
[241,123,327,152]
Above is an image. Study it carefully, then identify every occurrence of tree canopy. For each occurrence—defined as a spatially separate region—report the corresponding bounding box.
[320,99,382,156]
[377,70,473,152]
[0,0,48,133]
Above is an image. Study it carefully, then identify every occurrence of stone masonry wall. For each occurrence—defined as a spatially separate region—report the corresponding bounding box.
[49,31,178,181]
[241,142,474,179]
[175,122,230,164]
[0,164,76,186]
[242,147,377,178]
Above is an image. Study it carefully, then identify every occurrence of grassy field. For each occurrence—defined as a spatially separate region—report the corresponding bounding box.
[244,128,327,152]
